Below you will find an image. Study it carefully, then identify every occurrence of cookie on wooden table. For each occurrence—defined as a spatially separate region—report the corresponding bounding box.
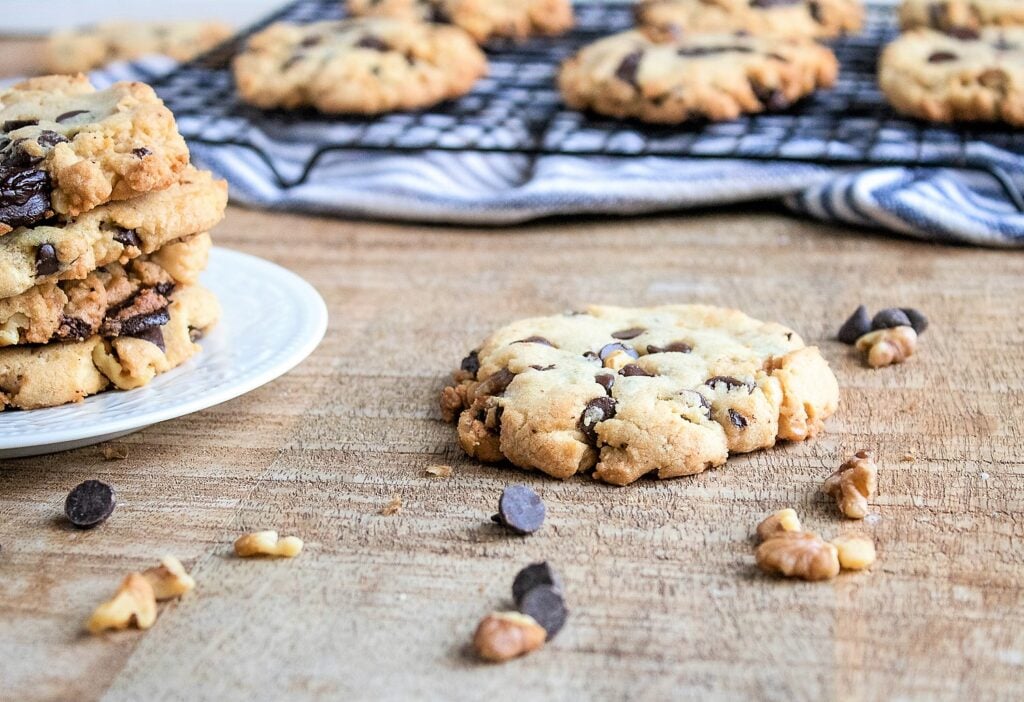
[232,18,487,114]
[900,0,1024,32]
[346,0,574,42]
[635,0,864,39]
[558,29,839,124]
[440,304,839,486]
[879,27,1024,125]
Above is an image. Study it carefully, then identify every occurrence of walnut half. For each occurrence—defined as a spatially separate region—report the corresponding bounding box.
[756,508,802,542]
[87,573,157,634]
[756,531,840,581]
[823,450,878,519]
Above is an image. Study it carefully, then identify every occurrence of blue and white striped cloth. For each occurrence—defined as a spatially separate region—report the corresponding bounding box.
[86,57,1024,247]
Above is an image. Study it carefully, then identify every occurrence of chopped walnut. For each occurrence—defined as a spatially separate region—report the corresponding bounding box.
[142,555,195,600]
[381,496,402,516]
[756,531,840,581]
[87,573,157,634]
[756,508,802,542]
[425,464,453,478]
[473,611,546,662]
[823,450,878,519]
[440,384,471,423]
[233,530,304,558]
[832,536,877,571]
[855,326,917,368]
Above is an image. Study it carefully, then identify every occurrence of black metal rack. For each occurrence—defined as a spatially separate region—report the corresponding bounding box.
[150,0,1024,210]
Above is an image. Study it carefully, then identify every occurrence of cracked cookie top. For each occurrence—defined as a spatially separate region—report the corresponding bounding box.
[441,304,840,486]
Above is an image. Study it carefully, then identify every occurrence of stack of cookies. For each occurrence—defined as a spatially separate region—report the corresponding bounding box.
[0,75,227,411]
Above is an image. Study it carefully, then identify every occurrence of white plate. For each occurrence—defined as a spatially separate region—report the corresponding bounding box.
[0,247,327,458]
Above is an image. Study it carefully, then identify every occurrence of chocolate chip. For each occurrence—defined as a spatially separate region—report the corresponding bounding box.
[614,50,643,86]
[618,364,653,377]
[530,364,556,371]
[512,561,563,606]
[35,243,59,276]
[728,409,748,429]
[55,110,88,123]
[2,119,38,132]
[154,281,174,297]
[837,304,871,344]
[752,84,790,111]
[132,147,151,158]
[493,485,545,535]
[680,389,711,414]
[64,480,116,529]
[808,0,823,23]
[611,327,644,340]
[113,227,142,249]
[518,585,568,640]
[705,376,754,393]
[117,309,171,338]
[598,342,638,362]
[945,27,980,40]
[131,325,166,352]
[0,163,51,230]
[900,308,929,335]
[36,130,68,148]
[595,373,615,394]
[871,307,912,330]
[514,336,554,347]
[928,51,959,63]
[56,315,95,341]
[355,36,390,51]
[475,368,515,397]
[579,396,616,444]
[460,350,480,376]
[646,341,692,354]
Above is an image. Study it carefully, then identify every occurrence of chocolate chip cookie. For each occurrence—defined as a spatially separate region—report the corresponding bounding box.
[900,0,1024,32]
[0,75,192,234]
[0,167,227,301]
[0,284,220,410]
[440,305,840,486]
[635,0,864,39]
[879,27,1024,125]
[45,21,234,74]
[232,18,488,114]
[558,29,840,123]
[346,0,574,43]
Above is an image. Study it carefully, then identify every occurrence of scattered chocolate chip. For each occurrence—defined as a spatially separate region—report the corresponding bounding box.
[705,376,754,393]
[35,243,59,276]
[595,373,615,394]
[131,147,151,158]
[2,119,38,132]
[646,341,692,354]
[512,561,563,606]
[618,364,653,377]
[355,36,390,51]
[64,480,116,528]
[871,307,912,330]
[579,396,616,444]
[36,130,68,148]
[928,51,958,63]
[900,308,929,335]
[598,342,639,362]
[837,304,871,344]
[514,336,554,347]
[517,585,568,640]
[611,327,644,340]
[475,368,515,397]
[493,485,545,535]
[55,110,88,123]
[728,409,748,429]
[460,350,480,376]
[614,50,643,86]
[113,227,142,249]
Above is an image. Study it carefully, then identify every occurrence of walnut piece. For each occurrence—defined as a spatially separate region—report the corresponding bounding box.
[823,450,878,519]
[381,496,403,516]
[473,611,546,662]
[855,326,917,368]
[142,555,196,600]
[756,508,802,542]
[756,531,840,581]
[832,536,877,571]
[87,572,157,634]
[233,530,304,558]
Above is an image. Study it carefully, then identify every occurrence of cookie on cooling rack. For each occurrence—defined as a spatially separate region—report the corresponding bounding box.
[558,29,839,124]
[232,18,487,114]
[439,304,839,486]
[879,27,1024,125]
[900,0,1024,32]
[346,0,574,43]
[635,0,864,39]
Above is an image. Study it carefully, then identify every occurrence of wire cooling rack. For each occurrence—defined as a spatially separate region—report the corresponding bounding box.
[151,0,1024,209]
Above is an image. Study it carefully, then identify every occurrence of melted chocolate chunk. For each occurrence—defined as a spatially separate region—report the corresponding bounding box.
[55,110,88,123]
[113,227,142,249]
[34,243,59,276]
[615,50,643,86]
[646,341,692,354]
[705,376,755,393]
[619,364,653,377]
[36,130,68,148]
[928,51,959,63]
[130,325,167,351]
[611,327,644,340]
[56,315,96,341]
[132,147,151,158]
[118,309,171,338]
[460,350,480,376]
[475,368,516,397]
[728,408,748,429]
[579,395,616,444]
[0,160,51,230]
[2,119,38,132]
[595,373,615,394]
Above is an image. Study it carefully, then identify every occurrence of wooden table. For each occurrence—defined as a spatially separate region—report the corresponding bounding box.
[3,41,1023,702]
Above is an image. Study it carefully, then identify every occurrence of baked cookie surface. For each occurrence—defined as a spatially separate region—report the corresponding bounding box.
[232,18,488,114]
[346,0,574,42]
[635,0,864,39]
[900,0,1024,32]
[879,27,1024,125]
[0,284,220,411]
[0,167,227,301]
[440,305,839,486]
[0,75,191,233]
[45,21,234,74]
[558,29,839,123]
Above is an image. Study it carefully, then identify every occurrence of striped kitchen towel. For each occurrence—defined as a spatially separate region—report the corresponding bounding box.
[85,57,1024,247]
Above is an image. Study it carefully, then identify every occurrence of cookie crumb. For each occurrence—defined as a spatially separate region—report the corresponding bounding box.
[425,464,453,478]
[473,611,546,663]
[233,530,303,558]
[87,573,157,634]
[381,496,402,516]
[901,453,916,462]
[823,450,878,519]
[102,444,129,460]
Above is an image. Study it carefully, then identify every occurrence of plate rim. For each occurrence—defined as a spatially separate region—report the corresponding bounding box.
[0,246,327,451]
